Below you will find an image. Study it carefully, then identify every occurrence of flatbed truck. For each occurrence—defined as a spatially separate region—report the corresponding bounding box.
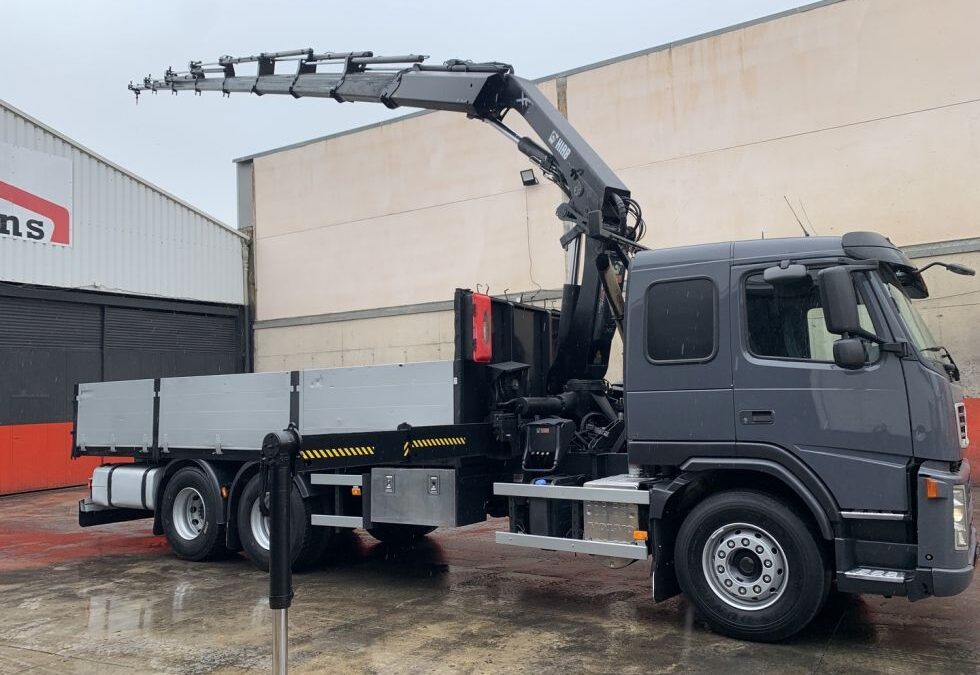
[73,49,976,642]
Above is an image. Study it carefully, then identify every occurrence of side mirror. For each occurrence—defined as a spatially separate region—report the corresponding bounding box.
[763,263,808,285]
[945,262,976,276]
[833,338,866,370]
[818,266,862,335]
[916,261,976,277]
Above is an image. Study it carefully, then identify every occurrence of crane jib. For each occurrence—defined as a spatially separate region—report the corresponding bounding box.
[129,48,644,388]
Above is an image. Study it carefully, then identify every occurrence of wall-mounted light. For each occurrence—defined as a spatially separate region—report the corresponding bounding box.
[520,168,538,187]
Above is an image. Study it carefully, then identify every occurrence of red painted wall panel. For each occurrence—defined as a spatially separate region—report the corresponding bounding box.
[0,422,127,495]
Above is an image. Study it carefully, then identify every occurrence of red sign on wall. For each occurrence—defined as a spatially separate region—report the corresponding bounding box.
[0,142,73,247]
[0,180,71,246]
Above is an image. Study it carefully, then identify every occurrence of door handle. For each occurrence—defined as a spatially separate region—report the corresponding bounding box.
[740,410,774,425]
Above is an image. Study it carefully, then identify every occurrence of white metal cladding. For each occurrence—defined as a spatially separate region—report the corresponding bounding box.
[300,361,456,434]
[0,100,246,304]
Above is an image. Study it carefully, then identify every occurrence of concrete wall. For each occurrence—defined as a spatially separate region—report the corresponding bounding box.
[247,80,564,321]
[246,0,979,400]
[255,311,456,373]
[905,247,980,397]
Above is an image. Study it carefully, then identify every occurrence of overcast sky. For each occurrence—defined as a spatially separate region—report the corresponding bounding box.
[3,0,812,225]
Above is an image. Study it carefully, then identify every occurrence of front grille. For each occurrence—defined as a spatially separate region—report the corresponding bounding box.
[955,402,969,449]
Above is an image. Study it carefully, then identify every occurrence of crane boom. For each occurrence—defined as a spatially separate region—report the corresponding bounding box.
[130,49,647,392]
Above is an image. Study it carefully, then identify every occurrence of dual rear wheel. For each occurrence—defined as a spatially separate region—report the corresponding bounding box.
[159,467,329,569]
[236,474,332,571]
[160,467,436,570]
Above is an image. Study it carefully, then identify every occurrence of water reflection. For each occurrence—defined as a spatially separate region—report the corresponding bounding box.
[84,579,204,637]
[329,530,451,579]
[86,594,153,636]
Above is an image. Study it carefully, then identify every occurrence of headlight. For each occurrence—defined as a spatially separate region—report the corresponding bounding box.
[952,485,969,551]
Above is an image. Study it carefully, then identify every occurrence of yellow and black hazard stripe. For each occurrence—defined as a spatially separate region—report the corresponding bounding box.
[402,436,467,457]
[300,446,376,461]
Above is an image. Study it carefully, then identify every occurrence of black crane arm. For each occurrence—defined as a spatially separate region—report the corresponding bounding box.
[130,50,646,392]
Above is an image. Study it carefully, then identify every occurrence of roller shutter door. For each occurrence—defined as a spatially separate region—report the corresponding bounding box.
[0,287,245,493]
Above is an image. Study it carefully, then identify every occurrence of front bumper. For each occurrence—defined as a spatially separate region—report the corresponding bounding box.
[913,460,976,598]
[916,521,977,597]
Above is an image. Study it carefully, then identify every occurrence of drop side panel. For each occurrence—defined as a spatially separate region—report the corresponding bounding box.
[75,379,155,450]
[158,371,291,450]
[300,361,455,435]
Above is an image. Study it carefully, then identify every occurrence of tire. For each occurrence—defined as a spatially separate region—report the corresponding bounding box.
[237,474,331,572]
[674,490,830,642]
[160,466,229,562]
[366,523,437,545]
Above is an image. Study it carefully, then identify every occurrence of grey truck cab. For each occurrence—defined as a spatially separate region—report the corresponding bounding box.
[625,231,975,635]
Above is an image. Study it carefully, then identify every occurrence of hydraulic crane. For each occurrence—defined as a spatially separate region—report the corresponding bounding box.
[130,49,647,407]
[70,46,977,650]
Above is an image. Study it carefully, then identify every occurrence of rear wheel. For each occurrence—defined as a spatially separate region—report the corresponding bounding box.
[367,523,437,545]
[237,474,331,571]
[161,466,229,562]
[674,490,830,642]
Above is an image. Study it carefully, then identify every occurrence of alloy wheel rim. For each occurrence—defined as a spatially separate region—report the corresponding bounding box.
[172,487,206,541]
[250,496,272,551]
[701,522,788,610]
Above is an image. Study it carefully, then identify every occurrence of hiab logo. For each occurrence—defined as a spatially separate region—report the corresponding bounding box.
[547,130,572,161]
[0,180,71,246]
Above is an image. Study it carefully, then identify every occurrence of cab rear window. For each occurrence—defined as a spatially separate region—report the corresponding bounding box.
[646,278,717,362]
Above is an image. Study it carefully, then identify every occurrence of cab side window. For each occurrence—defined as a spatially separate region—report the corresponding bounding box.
[745,271,878,361]
[646,278,717,362]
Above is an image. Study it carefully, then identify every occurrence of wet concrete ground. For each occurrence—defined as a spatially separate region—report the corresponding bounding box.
[0,488,977,674]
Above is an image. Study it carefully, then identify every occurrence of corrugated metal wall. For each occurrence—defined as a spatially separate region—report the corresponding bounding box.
[0,99,247,305]
[0,283,246,494]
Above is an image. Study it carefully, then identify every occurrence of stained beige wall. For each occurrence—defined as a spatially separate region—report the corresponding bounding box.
[568,0,980,248]
[254,293,563,373]
[251,0,980,386]
[251,81,564,322]
[254,311,455,373]
[908,250,980,396]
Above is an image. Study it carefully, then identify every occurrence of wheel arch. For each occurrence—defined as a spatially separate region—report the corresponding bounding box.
[648,456,839,603]
[670,459,837,540]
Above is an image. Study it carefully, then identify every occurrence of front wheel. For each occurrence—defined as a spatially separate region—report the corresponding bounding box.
[674,490,830,642]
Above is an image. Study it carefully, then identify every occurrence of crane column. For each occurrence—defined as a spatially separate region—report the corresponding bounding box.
[261,428,299,675]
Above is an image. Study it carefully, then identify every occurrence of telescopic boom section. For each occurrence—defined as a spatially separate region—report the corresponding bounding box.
[130,49,646,391]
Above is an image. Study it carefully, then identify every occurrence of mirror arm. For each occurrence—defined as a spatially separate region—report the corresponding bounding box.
[843,327,879,343]
[880,341,912,357]
[843,329,911,357]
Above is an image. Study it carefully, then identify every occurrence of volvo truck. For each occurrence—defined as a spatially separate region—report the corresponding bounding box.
[73,49,976,642]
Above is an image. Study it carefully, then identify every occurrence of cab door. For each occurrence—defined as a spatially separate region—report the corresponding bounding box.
[731,263,913,512]
[625,256,734,449]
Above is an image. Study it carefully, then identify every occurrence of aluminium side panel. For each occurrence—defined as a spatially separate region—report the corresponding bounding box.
[158,371,291,451]
[75,379,155,450]
[300,361,455,434]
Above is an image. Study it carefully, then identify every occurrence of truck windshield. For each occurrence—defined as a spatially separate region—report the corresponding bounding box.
[884,276,939,355]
